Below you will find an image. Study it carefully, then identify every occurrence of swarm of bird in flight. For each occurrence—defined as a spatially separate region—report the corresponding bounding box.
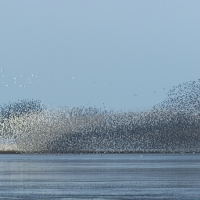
[0,79,200,154]
[0,69,39,88]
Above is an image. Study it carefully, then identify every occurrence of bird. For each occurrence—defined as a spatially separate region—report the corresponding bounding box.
[1,78,200,155]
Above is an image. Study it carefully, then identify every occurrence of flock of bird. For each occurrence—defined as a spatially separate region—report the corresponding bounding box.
[0,69,167,97]
[0,69,39,88]
[0,79,200,153]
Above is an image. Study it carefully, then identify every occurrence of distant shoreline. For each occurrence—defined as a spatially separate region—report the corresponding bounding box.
[0,150,199,154]
[0,151,21,154]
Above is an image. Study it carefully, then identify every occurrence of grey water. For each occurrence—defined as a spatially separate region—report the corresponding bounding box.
[0,154,200,199]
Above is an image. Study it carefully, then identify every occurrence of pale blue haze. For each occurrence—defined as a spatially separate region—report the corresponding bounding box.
[0,0,200,110]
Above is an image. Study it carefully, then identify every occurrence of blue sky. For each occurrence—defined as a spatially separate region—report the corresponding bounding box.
[0,0,200,111]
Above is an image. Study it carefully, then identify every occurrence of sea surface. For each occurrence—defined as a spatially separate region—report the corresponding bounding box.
[0,154,200,199]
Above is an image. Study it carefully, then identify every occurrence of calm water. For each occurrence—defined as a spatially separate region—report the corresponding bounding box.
[0,154,200,199]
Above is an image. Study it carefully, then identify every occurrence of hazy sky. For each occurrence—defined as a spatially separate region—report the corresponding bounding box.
[0,0,200,111]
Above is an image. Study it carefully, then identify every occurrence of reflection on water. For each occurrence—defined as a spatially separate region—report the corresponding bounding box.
[0,154,200,199]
